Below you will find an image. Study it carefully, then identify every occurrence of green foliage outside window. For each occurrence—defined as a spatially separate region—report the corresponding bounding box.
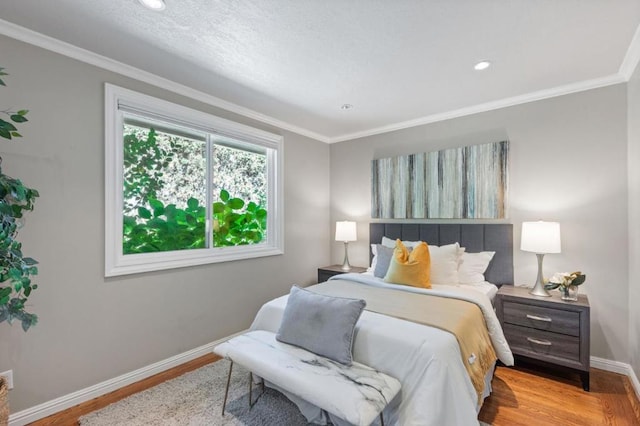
[122,124,267,254]
[123,128,173,213]
[213,189,267,246]
[123,197,206,254]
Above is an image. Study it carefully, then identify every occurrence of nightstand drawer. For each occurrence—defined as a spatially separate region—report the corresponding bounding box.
[503,300,580,336]
[504,323,581,364]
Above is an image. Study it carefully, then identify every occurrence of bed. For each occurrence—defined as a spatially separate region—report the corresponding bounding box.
[250,223,515,425]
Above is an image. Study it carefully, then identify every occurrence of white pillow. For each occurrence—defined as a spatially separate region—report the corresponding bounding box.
[428,243,462,284]
[458,251,495,284]
[381,237,462,284]
[369,244,378,271]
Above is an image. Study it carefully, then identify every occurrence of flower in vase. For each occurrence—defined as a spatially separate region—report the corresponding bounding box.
[544,271,586,292]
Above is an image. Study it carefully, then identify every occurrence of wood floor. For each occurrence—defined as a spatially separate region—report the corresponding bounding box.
[479,361,640,426]
[29,356,640,426]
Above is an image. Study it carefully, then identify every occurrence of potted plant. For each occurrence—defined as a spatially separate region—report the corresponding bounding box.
[0,66,39,331]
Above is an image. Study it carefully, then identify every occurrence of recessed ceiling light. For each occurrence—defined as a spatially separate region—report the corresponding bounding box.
[340,104,353,110]
[138,0,166,11]
[474,60,491,71]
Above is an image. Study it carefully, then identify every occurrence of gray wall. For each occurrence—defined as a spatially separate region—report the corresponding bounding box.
[628,61,640,380]
[0,35,331,412]
[330,85,629,363]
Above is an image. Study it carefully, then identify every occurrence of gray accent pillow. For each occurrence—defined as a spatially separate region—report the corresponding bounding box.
[276,286,366,366]
[373,243,395,278]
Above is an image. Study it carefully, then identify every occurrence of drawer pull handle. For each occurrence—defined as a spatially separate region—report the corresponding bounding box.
[527,337,552,346]
[526,314,552,322]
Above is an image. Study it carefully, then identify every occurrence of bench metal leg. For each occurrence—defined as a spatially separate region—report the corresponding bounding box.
[248,372,265,408]
[222,361,234,416]
[380,412,384,426]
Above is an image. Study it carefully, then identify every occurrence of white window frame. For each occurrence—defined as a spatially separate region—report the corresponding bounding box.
[105,84,283,277]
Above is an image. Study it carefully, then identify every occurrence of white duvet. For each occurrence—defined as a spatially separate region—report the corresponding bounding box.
[250,274,514,426]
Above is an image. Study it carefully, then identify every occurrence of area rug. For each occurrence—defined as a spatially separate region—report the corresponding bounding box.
[79,359,491,425]
[79,359,310,426]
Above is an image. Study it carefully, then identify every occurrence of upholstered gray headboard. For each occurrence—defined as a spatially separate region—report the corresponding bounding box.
[369,223,514,286]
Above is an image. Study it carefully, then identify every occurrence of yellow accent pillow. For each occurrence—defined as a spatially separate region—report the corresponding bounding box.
[383,239,431,288]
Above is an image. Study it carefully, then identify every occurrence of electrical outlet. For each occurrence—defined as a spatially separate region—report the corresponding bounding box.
[0,370,13,390]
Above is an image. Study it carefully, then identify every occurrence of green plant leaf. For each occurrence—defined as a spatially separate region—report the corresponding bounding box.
[138,207,152,219]
[10,114,28,123]
[227,198,244,210]
[0,287,11,299]
[0,128,12,139]
[149,199,164,217]
[20,313,37,332]
[0,119,17,131]
[213,202,225,214]
[148,199,163,210]
[187,198,199,210]
[220,189,230,202]
[572,274,586,286]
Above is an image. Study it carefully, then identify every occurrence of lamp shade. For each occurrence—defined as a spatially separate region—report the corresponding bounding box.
[521,221,561,254]
[335,221,357,242]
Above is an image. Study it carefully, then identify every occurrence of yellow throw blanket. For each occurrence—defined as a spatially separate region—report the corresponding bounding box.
[310,280,497,403]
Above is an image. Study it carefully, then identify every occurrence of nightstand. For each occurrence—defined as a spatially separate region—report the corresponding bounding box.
[496,285,590,391]
[317,265,368,283]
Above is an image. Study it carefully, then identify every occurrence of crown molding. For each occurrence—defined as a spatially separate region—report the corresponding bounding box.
[619,24,640,80]
[0,18,330,143]
[0,18,636,145]
[328,73,626,143]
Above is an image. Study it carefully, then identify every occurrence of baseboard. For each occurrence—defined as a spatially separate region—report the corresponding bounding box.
[590,356,640,401]
[8,329,248,426]
[590,356,630,375]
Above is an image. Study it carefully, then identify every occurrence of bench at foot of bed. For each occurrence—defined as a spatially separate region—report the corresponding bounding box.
[214,330,401,426]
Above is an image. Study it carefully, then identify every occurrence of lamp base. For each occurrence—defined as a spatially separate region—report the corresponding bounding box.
[341,242,351,271]
[529,283,551,297]
[529,253,551,297]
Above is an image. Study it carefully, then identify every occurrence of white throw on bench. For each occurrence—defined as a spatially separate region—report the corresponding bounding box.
[214,330,401,426]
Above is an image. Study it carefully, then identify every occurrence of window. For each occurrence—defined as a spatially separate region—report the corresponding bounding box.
[105,84,283,276]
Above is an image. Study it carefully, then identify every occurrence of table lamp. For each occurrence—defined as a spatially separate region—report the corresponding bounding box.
[521,221,561,297]
[335,221,357,271]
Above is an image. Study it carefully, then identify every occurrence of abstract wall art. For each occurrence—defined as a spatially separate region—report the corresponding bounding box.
[371,141,509,219]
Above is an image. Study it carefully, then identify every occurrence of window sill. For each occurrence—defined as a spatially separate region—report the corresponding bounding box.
[105,245,284,277]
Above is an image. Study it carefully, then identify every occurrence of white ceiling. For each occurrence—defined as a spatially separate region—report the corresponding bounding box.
[1,1,639,142]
